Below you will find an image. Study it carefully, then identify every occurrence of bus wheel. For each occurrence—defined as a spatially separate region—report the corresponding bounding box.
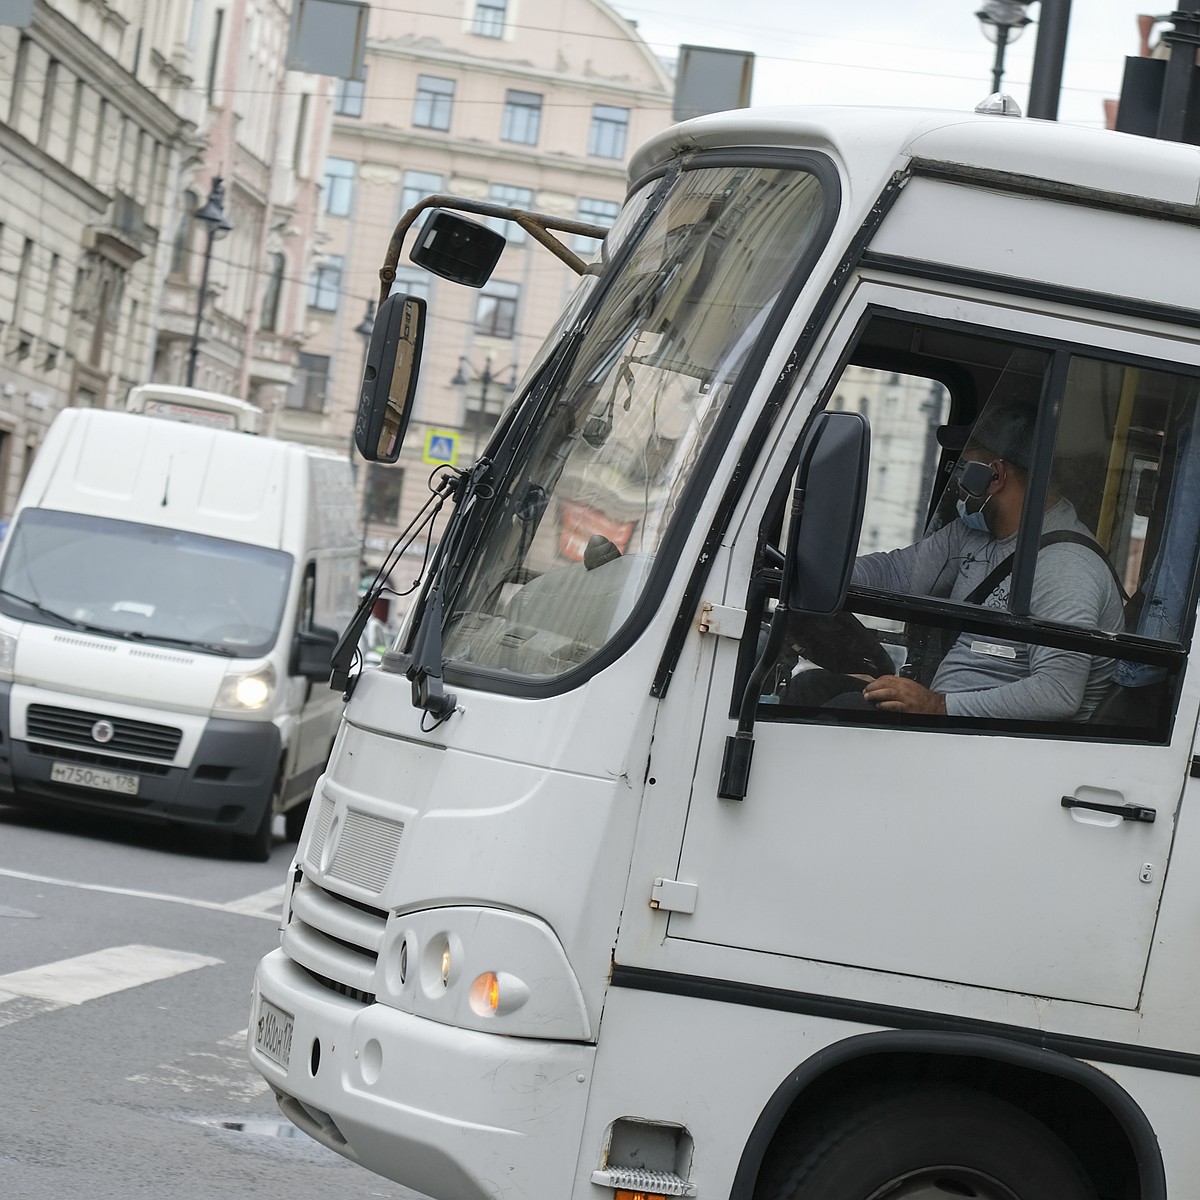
[756,1085,1097,1200]
[230,773,281,862]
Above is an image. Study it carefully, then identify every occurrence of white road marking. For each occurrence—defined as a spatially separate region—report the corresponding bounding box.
[127,1027,271,1100]
[0,944,221,1005]
[0,867,283,921]
[222,885,285,918]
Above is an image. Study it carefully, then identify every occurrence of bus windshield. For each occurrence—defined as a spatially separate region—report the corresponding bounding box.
[440,159,833,681]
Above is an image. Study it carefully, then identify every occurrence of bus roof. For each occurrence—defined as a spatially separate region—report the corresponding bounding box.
[628,105,1200,213]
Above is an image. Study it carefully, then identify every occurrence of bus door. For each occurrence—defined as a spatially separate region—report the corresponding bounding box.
[671,290,1200,1010]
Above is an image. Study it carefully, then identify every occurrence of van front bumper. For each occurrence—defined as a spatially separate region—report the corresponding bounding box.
[0,682,280,836]
[250,949,595,1200]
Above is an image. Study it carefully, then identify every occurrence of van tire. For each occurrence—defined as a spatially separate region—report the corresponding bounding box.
[229,781,278,862]
[755,1084,1097,1200]
[284,798,309,843]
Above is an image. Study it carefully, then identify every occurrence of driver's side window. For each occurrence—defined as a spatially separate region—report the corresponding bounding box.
[752,313,1200,742]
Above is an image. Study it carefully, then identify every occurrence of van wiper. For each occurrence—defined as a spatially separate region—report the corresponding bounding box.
[123,630,237,657]
[0,589,106,632]
[0,591,235,655]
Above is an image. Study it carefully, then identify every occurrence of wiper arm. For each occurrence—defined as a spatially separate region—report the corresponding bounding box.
[124,630,237,657]
[0,591,235,655]
[0,589,105,633]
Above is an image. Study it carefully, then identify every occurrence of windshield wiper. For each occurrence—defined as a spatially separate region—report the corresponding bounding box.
[0,591,235,655]
[0,589,109,633]
[123,630,236,657]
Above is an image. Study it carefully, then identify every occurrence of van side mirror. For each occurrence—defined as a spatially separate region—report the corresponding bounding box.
[785,411,870,614]
[410,209,505,287]
[355,293,426,463]
[294,624,339,682]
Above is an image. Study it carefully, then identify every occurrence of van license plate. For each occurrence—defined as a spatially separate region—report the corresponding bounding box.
[50,762,139,795]
[255,996,294,1069]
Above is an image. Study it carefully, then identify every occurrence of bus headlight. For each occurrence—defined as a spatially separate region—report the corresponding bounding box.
[376,906,591,1040]
[214,662,276,715]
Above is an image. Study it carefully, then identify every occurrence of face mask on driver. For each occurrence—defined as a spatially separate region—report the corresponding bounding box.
[956,495,991,532]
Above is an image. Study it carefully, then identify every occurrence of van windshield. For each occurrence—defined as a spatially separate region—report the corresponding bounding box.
[0,509,293,659]
[441,160,831,680]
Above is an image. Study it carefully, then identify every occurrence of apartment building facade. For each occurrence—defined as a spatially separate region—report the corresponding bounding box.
[278,0,674,584]
[0,0,333,518]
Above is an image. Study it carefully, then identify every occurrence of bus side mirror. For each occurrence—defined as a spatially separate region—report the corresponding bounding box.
[410,209,505,287]
[785,411,870,615]
[355,293,426,463]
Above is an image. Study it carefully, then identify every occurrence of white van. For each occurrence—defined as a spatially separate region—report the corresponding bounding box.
[0,386,358,859]
[251,104,1200,1196]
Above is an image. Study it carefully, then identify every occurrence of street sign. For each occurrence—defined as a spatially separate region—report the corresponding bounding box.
[422,429,460,465]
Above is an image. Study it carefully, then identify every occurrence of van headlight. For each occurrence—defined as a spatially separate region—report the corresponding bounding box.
[214,662,276,716]
[0,629,16,680]
[375,906,592,1040]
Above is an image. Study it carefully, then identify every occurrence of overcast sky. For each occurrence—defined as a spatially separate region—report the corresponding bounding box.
[610,1,1167,128]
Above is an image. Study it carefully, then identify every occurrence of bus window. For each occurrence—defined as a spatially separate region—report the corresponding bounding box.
[755,314,1199,741]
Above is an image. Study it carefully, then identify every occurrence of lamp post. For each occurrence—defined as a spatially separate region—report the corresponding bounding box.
[185,177,233,388]
[974,0,1033,95]
[354,299,377,577]
[451,355,518,457]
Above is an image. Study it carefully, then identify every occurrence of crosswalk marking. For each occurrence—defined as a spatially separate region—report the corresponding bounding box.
[222,885,286,918]
[0,944,221,1010]
[0,867,283,921]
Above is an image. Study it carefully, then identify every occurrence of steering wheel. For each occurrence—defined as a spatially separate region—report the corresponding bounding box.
[781,610,897,679]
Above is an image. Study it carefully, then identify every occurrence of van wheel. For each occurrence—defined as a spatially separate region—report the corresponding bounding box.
[755,1085,1097,1200]
[229,778,279,862]
[284,798,309,843]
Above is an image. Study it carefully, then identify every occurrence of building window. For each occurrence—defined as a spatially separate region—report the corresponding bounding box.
[401,170,444,230]
[307,255,343,311]
[206,8,225,104]
[574,197,620,253]
[472,0,506,37]
[388,266,432,303]
[322,157,355,216]
[288,352,330,412]
[261,252,285,330]
[475,280,519,339]
[488,183,534,244]
[501,90,542,145]
[589,104,630,159]
[170,189,198,277]
[413,75,454,131]
[334,73,365,117]
[37,58,58,149]
[366,465,405,523]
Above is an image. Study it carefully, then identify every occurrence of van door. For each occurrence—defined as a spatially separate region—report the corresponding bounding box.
[672,289,1200,1009]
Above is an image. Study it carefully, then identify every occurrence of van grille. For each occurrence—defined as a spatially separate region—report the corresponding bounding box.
[26,704,183,760]
[281,874,386,1006]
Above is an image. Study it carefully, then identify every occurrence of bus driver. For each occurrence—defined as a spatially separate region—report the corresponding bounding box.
[786,401,1125,721]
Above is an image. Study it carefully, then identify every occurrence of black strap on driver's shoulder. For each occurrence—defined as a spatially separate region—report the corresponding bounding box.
[964,530,1129,606]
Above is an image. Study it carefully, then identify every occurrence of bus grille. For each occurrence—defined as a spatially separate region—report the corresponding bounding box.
[281,873,387,1005]
[26,704,183,760]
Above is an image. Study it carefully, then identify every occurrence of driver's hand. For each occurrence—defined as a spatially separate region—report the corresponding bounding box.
[862,675,947,716]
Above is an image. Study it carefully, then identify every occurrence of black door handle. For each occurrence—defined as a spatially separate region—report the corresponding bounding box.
[1061,796,1156,823]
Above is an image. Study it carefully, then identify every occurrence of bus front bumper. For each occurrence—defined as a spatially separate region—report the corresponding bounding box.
[250,949,596,1200]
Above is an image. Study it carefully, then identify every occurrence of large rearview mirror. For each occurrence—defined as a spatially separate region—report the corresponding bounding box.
[355,293,426,463]
[410,209,505,287]
[785,410,870,614]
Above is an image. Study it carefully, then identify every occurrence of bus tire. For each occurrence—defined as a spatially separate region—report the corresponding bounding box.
[230,774,280,862]
[756,1084,1097,1200]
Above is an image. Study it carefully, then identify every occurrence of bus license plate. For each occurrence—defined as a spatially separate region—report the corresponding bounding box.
[255,996,294,1069]
[50,762,139,795]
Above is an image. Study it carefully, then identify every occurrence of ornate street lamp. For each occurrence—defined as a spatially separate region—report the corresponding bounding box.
[185,177,233,388]
[975,0,1033,95]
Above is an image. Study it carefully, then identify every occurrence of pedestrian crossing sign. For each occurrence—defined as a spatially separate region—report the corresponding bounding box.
[422,430,459,465]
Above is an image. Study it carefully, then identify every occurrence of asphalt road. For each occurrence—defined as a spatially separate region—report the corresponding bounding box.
[0,801,427,1200]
